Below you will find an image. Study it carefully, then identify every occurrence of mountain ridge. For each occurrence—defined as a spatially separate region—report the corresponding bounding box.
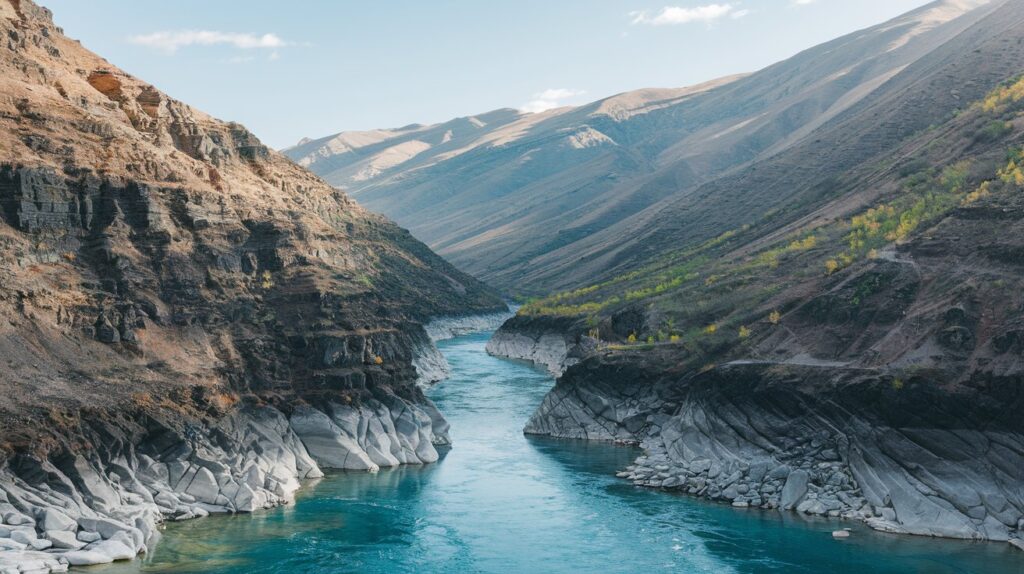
[287,0,1005,296]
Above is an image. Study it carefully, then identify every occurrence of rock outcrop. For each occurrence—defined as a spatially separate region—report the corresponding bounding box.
[0,391,452,572]
[412,310,515,386]
[424,310,513,343]
[0,1,504,571]
[486,315,593,376]
[526,353,1024,543]
[496,0,1024,552]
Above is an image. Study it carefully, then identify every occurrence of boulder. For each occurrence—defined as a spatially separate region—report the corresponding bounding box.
[780,470,809,510]
[0,538,26,551]
[76,531,101,543]
[184,467,221,505]
[46,530,86,550]
[77,516,135,540]
[9,530,35,545]
[37,509,76,532]
[86,539,136,561]
[63,550,115,566]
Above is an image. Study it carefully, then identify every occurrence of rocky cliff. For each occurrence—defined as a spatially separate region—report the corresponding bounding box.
[525,356,1024,542]
[0,1,504,571]
[495,0,1024,548]
[484,314,592,376]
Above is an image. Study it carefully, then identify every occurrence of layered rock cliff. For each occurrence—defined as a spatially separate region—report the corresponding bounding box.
[494,0,1024,547]
[485,315,590,376]
[0,1,503,570]
[525,356,1024,542]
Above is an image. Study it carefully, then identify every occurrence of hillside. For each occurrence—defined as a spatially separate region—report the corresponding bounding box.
[287,0,1002,295]
[0,1,503,570]
[486,0,1024,544]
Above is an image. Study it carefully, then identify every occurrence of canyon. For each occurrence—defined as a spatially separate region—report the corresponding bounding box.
[1,0,1023,571]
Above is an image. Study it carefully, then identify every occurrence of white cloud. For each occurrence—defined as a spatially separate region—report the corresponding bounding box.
[791,0,816,4]
[128,30,289,54]
[521,88,587,113]
[630,4,746,26]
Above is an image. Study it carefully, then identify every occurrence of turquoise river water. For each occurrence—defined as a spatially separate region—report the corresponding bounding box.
[102,330,1022,573]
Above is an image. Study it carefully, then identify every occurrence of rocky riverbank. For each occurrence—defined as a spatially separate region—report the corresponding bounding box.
[485,315,594,376]
[0,309,519,572]
[415,311,514,385]
[0,384,453,572]
[0,2,509,570]
[523,352,1024,546]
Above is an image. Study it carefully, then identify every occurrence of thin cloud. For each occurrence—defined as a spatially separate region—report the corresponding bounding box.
[792,0,817,4]
[630,4,746,26]
[521,88,587,114]
[128,30,290,54]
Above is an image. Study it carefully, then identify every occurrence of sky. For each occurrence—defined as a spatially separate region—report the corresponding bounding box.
[43,0,934,149]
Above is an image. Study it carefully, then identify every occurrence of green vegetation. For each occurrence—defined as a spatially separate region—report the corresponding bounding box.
[976,120,1013,143]
[516,74,1024,360]
[355,274,374,289]
[981,75,1024,113]
[823,161,973,274]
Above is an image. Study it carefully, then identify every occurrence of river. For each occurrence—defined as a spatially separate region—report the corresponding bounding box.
[102,329,1022,573]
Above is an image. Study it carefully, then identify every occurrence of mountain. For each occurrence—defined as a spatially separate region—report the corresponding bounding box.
[483,0,1024,543]
[286,0,1000,295]
[0,1,503,570]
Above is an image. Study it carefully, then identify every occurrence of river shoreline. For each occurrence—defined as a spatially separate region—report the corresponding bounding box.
[487,319,1024,551]
[0,313,506,573]
[105,328,1021,574]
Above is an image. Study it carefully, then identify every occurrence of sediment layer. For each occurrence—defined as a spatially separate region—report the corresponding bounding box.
[524,353,1024,543]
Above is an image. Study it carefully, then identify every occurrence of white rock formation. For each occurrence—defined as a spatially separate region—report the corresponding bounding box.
[0,395,451,572]
[486,329,577,376]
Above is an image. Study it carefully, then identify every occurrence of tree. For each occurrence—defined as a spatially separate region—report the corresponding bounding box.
[769,310,781,325]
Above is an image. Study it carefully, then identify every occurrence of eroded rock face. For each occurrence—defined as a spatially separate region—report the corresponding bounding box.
[425,310,513,343]
[0,395,454,571]
[529,358,1024,542]
[486,315,592,376]
[0,1,505,571]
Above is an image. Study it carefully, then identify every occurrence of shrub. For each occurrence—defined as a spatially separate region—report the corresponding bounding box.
[769,310,781,325]
[976,120,1013,143]
[738,326,751,339]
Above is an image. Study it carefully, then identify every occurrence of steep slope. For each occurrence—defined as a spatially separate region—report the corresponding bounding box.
[490,0,1024,545]
[0,1,503,570]
[287,0,1001,295]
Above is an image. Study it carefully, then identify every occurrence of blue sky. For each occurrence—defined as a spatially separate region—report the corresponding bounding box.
[44,1,932,149]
